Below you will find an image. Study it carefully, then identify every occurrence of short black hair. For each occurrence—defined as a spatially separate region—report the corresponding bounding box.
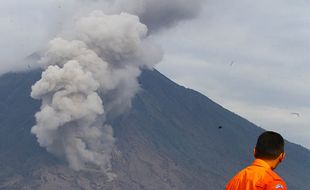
[254,131,285,160]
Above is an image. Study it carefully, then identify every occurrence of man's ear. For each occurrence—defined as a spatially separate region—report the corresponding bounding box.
[253,148,257,157]
[279,152,286,163]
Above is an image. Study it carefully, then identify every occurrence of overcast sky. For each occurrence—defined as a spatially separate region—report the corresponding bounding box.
[1,0,310,149]
[155,0,310,149]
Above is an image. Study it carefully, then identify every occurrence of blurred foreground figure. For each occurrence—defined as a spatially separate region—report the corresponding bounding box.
[226,131,287,190]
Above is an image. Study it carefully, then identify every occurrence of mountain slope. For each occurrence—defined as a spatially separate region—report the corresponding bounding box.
[0,69,309,189]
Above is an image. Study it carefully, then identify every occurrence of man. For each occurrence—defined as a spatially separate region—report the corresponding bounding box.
[226,131,287,190]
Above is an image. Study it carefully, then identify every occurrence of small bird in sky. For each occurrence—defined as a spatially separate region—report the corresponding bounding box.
[291,112,300,117]
[230,61,234,66]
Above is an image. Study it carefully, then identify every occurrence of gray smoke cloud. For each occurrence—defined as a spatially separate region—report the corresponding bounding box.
[27,0,204,179]
[112,0,204,31]
[31,11,162,178]
[57,0,205,33]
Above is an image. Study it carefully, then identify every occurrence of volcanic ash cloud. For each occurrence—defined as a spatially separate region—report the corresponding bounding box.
[31,11,162,177]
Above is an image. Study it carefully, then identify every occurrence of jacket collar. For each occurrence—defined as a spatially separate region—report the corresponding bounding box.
[252,159,272,170]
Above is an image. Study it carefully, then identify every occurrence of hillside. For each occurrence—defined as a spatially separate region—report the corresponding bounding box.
[0,69,309,189]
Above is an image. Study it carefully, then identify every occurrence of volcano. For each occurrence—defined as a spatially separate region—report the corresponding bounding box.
[0,69,309,190]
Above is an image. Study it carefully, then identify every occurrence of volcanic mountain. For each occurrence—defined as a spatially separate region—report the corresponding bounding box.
[0,69,309,190]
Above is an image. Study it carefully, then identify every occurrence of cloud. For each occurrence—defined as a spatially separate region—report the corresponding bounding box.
[0,0,67,74]
[31,11,162,177]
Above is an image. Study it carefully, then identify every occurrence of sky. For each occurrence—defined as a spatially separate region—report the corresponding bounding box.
[0,0,310,149]
[155,0,310,149]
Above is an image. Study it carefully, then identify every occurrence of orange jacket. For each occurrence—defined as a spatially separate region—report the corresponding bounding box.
[226,159,287,190]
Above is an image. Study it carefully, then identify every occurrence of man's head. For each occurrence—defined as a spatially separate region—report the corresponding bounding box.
[254,131,285,166]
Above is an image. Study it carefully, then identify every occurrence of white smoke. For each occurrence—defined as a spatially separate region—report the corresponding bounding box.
[31,12,162,177]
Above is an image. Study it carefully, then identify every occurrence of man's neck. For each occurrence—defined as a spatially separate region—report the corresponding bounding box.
[260,159,279,170]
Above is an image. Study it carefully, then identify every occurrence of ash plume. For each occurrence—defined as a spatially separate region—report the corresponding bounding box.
[61,0,204,32]
[31,12,162,177]
[113,0,204,31]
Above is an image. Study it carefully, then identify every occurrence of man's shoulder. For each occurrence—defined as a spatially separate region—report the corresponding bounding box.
[227,165,271,190]
[264,170,287,190]
[265,169,284,181]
